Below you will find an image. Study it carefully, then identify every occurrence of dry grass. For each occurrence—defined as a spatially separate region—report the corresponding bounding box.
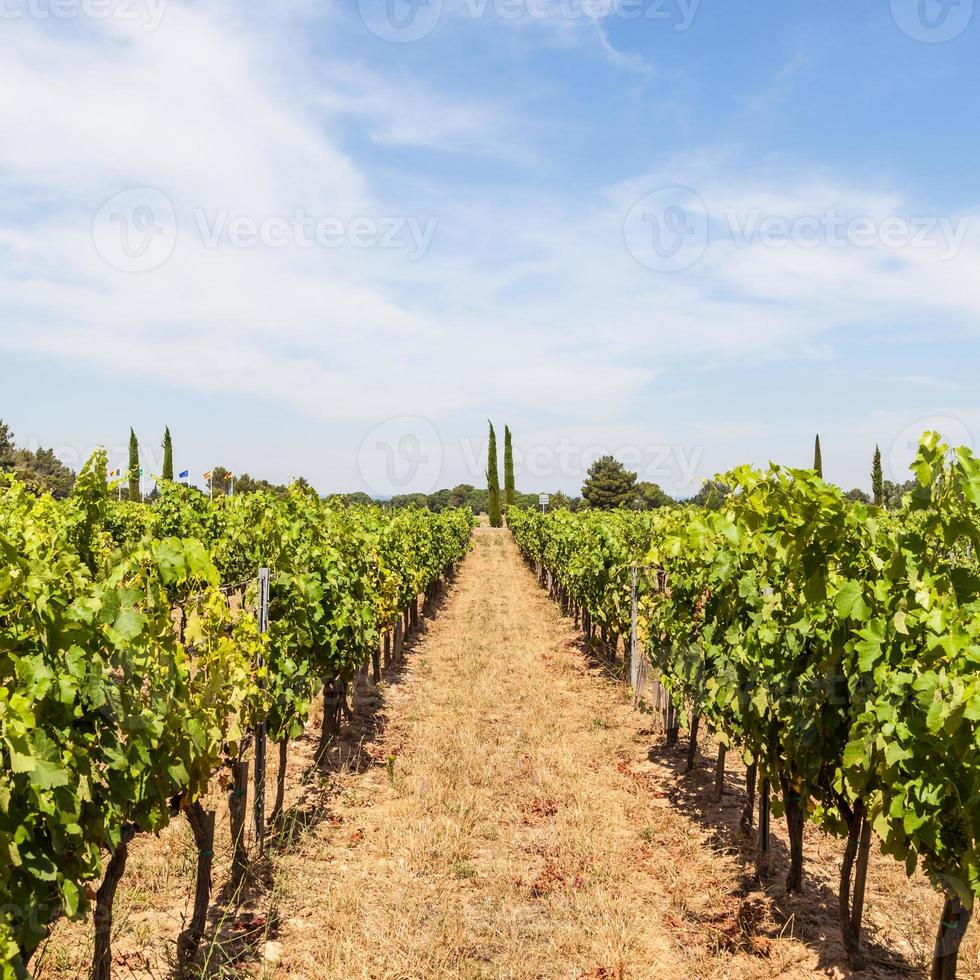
[268,530,789,979]
[35,527,980,979]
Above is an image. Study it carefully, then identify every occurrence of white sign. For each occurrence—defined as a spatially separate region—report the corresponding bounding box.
[538,494,549,505]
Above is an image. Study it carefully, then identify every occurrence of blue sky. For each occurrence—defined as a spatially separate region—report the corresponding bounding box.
[1,0,978,497]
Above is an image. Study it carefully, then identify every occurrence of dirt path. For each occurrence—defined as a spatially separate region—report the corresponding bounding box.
[270,528,804,979]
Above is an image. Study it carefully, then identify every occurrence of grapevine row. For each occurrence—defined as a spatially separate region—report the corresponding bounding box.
[0,449,474,977]
[509,433,979,980]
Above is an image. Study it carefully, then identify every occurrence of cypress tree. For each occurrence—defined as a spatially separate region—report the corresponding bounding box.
[128,428,141,502]
[162,427,173,482]
[504,425,515,508]
[872,444,884,507]
[487,421,502,527]
[813,434,823,479]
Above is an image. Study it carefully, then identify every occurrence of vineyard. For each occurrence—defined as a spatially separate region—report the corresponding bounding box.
[509,433,979,980]
[2,434,979,978]
[0,450,474,978]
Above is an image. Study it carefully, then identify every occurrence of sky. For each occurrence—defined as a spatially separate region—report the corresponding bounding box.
[1,0,978,498]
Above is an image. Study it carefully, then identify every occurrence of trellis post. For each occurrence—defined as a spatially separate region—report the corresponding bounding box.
[253,567,270,853]
[758,776,771,870]
[630,564,641,704]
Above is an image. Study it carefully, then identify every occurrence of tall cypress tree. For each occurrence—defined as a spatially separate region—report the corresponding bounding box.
[503,425,515,508]
[128,428,141,502]
[813,434,823,479]
[487,421,502,527]
[872,444,884,507]
[162,427,174,482]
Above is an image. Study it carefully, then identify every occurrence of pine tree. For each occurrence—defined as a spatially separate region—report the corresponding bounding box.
[0,420,13,469]
[487,421,502,527]
[872,444,884,507]
[162,427,173,482]
[813,434,823,479]
[581,455,638,510]
[504,425,515,508]
[128,428,141,502]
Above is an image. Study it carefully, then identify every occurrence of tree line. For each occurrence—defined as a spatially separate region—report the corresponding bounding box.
[0,421,315,502]
[0,418,929,515]
[395,429,911,517]
[566,435,917,512]
[0,420,75,498]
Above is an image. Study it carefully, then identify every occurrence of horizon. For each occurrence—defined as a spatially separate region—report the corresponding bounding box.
[1,413,941,502]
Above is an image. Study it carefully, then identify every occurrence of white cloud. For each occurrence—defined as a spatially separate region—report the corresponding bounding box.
[1,4,978,494]
[312,62,526,157]
[0,7,368,215]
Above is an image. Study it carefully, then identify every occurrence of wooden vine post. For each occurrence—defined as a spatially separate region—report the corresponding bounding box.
[757,776,771,875]
[229,755,250,890]
[316,676,346,763]
[91,825,136,980]
[253,567,270,854]
[177,801,216,964]
[851,813,872,937]
[714,744,726,801]
[839,797,870,969]
[665,695,680,747]
[270,739,289,825]
[685,711,701,773]
[932,894,972,980]
[740,762,757,834]
[629,564,641,705]
[781,774,806,893]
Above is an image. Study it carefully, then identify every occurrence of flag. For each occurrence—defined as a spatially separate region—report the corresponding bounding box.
[178,470,189,479]
[203,470,212,481]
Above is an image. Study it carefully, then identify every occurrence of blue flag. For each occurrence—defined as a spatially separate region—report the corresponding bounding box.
[178,470,189,479]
